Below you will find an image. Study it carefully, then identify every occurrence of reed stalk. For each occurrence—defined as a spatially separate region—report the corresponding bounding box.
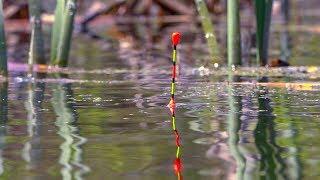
[0,0,7,76]
[50,0,66,65]
[227,0,241,67]
[280,0,290,62]
[28,0,46,69]
[194,0,221,64]
[255,0,273,66]
[56,0,77,67]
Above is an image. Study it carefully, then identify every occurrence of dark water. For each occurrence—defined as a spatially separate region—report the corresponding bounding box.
[1,66,320,179]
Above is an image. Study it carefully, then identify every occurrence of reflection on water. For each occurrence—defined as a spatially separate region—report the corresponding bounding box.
[227,75,245,179]
[23,81,45,169]
[0,82,8,175]
[170,105,183,180]
[1,69,320,178]
[254,77,286,179]
[51,79,90,180]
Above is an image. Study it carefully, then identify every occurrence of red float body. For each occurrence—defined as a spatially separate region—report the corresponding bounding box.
[172,32,181,46]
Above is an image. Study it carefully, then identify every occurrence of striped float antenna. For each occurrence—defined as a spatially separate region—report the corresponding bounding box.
[169,32,183,180]
[168,32,181,109]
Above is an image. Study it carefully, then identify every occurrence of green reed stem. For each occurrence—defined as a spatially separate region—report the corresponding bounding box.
[280,0,290,62]
[194,0,221,64]
[50,0,66,65]
[255,0,273,66]
[28,0,46,68]
[0,0,7,76]
[227,0,241,67]
[55,0,77,67]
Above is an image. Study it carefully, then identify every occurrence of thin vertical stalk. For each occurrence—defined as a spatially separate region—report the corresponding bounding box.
[50,0,66,64]
[280,0,290,62]
[55,0,77,67]
[194,0,221,64]
[227,0,241,67]
[0,0,7,77]
[28,0,46,68]
[255,0,273,66]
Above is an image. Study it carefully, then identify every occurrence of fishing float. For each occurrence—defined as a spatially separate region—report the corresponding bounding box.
[168,32,181,109]
[168,32,183,180]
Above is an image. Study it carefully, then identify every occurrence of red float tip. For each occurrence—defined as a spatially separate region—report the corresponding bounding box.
[174,158,182,173]
[172,32,181,46]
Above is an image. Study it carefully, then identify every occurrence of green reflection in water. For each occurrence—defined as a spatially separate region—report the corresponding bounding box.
[0,82,8,175]
[23,81,45,169]
[254,78,286,180]
[272,88,302,180]
[51,79,90,180]
[227,74,245,179]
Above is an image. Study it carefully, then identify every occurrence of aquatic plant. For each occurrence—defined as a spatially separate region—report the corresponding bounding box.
[0,0,7,76]
[28,0,46,70]
[50,0,65,64]
[280,0,290,62]
[194,0,221,64]
[227,0,242,67]
[51,0,77,67]
[255,0,273,66]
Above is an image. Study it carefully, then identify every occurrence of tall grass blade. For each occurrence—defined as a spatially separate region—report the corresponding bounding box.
[255,0,273,66]
[0,0,7,76]
[280,0,290,62]
[28,0,46,69]
[50,0,66,65]
[194,0,221,64]
[227,0,241,67]
[56,0,77,67]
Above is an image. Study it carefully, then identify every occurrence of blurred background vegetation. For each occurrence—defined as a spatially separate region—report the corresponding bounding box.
[1,0,320,74]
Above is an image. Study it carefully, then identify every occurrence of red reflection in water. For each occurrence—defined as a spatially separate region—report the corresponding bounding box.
[174,130,181,147]
[170,105,183,180]
[174,157,183,180]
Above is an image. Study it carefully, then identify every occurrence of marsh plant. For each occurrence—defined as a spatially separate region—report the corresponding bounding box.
[51,0,77,67]
[0,0,7,76]
[1,0,77,77]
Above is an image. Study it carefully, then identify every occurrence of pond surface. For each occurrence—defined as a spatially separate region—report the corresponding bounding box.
[2,0,320,178]
[1,64,320,179]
